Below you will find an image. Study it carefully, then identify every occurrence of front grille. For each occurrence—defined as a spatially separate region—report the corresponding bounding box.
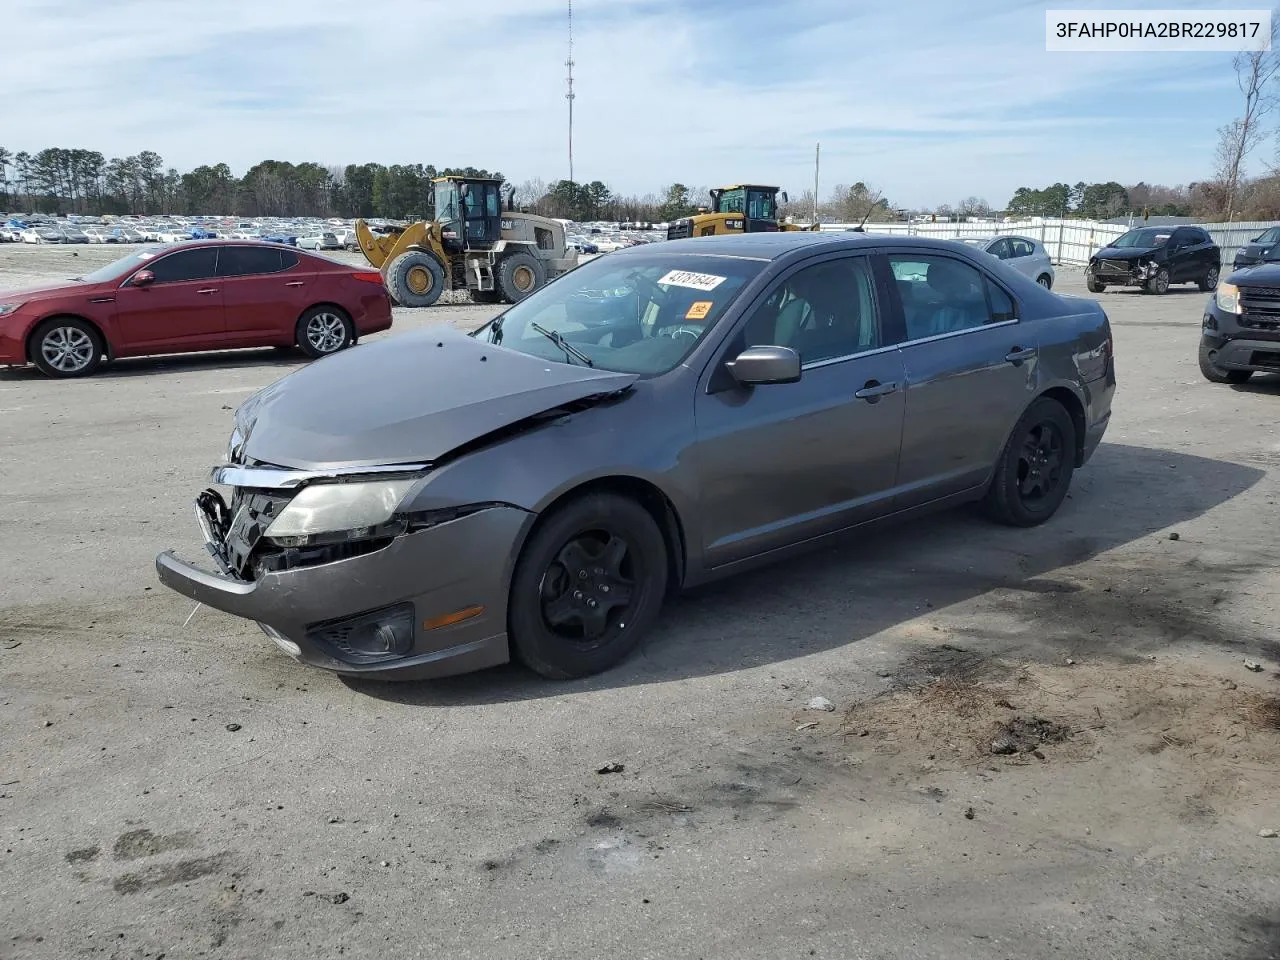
[224,488,295,576]
[1239,286,1280,329]
[1096,259,1135,276]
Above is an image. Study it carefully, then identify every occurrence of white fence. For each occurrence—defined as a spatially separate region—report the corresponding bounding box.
[817,218,1280,270]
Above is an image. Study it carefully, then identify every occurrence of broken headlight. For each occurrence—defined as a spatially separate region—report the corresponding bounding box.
[265,479,420,547]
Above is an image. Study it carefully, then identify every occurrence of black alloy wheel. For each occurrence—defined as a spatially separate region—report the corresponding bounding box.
[982,397,1077,527]
[509,493,668,679]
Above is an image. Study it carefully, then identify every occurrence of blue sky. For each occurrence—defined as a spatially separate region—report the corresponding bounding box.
[0,0,1262,208]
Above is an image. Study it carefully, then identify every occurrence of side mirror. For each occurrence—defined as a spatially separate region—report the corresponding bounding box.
[459,183,470,197]
[131,269,155,287]
[725,345,801,385]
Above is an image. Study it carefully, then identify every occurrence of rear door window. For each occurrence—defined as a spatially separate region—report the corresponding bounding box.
[1009,238,1035,258]
[888,255,1016,340]
[217,246,286,277]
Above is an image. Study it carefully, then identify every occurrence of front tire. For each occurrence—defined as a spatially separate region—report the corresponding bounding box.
[30,318,104,378]
[1086,274,1105,293]
[982,397,1077,527]
[1144,267,1170,295]
[386,250,446,307]
[1198,266,1220,292]
[496,251,546,304]
[296,306,354,359]
[1198,340,1252,384]
[508,493,669,680]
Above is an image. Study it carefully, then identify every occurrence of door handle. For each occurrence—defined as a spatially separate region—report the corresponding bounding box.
[284,281,305,287]
[1005,347,1036,364]
[854,380,899,401]
[196,288,219,295]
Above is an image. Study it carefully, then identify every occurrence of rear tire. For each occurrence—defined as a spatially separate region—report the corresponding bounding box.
[1198,266,1220,292]
[982,397,1077,528]
[30,317,104,378]
[1086,275,1105,293]
[386,250,446,307]
[496,251,546,304]
[1036,274,1053,289]
[508,493,668,680]
[1198,340,1251,384]
[295,306,354,359]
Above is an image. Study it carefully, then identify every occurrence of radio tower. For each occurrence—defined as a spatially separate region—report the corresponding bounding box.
[566,0,576,184]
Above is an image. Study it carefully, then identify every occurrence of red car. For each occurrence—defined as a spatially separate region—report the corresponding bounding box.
[0,240,393,378]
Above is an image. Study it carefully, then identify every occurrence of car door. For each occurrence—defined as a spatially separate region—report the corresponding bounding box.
[1007,237,1036,278]
[885,251,1039,508]
[1192,228,1219,279]
[112,246,225,352]
[219,247,312,344]
[692,253,907,568]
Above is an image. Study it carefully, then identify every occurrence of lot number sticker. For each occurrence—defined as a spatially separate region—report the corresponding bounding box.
[685,300,714,320]
[658,270,726,291]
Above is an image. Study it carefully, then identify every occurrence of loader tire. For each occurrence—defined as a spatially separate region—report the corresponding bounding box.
[386,251,445,308]
[496,252,546,303]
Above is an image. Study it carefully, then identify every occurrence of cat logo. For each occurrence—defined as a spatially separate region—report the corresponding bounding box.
[726,218,745,231]
[501,219,515,230]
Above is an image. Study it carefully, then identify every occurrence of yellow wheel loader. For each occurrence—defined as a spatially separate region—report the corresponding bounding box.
[354,176,579,307]
[665,185,821,240]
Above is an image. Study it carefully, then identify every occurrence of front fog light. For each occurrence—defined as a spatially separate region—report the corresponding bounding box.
[309,603,415,661]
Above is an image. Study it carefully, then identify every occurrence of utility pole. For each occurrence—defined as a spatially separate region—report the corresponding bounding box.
[813,142,820,224]
[566,0,576,184]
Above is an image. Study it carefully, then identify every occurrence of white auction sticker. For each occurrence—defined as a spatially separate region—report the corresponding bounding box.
[657,270,727,291]
[1046,9,1271,52]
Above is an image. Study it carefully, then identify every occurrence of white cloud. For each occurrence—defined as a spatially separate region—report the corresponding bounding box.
[1,0,1250,207]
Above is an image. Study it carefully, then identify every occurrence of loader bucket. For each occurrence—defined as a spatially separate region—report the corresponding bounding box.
[354,219,404,270]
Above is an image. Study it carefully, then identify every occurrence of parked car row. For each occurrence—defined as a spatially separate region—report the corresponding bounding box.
[1,214,377,250]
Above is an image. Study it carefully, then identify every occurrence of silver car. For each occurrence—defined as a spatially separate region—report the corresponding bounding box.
[157,232,1115,682]
[963,235,1055,288]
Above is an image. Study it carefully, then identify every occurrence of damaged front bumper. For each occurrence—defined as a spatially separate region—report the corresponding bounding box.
[1089,259,1159,287]
[156,477,535,680]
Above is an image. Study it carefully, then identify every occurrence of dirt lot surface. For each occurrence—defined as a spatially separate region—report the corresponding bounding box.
[2,243,1278,960]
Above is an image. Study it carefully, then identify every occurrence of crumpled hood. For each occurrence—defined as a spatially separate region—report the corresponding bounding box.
[240,327,638,470]
[1094,245,1161,261]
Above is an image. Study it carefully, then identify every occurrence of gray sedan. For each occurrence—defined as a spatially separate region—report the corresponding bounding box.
[157,232,1115,682]
[962,235,1056,288]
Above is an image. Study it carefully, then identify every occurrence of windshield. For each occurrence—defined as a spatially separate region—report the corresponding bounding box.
[1255,226,1280,244]
[78,246,168,283]
[1113,228,1171,248]
[715,188,746,215]
[435,182,459,223]
[745,189,777,221]
[472,252,766,375]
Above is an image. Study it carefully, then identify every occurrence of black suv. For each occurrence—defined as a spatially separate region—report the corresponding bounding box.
[1231,225,1280,269]
[1086,225,1220,295]
[1200,264,1280,383]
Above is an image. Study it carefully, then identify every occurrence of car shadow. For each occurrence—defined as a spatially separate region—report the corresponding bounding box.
[0,348,309,381]
[346,442,1266,706]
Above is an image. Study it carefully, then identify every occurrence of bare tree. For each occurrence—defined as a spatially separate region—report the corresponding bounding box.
[1215,14,1280,220]
[957,196,990,219]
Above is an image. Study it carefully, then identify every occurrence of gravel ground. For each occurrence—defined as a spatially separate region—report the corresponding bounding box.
[1,243,1279,960]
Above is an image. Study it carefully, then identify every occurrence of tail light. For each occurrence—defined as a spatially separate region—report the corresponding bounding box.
[352,271,385,285]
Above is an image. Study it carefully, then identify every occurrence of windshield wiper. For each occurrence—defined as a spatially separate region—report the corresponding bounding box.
[531,322,593,367]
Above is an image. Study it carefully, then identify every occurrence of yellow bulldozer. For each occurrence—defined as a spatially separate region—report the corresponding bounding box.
[354,176,578,307]
[665,184,821,240]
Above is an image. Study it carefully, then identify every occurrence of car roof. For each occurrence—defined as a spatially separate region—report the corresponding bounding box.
[616,231,1003,261]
